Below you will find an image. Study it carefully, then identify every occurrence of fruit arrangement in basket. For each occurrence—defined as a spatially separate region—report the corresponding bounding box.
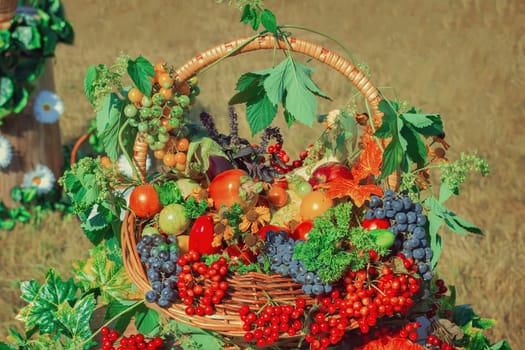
[53,9,511,350]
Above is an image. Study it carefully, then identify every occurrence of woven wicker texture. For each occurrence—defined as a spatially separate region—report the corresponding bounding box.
[121,34,383,346]
[0,0,16,25]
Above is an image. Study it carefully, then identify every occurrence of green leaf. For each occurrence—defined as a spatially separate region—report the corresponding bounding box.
[170,321,224,350]
[73,243,136,302]
[490,340,512,350]
[42,28,58,56]
[240,4,253,24]
[134,307,160,336]
[21,187,38,203]
[12,26,41,50]
[261,9,277,34]
[0,219,16,231]
[17,269,79,334]
[10,187,23,203]
[0,342,17,350]
[96,92,125,160]
[380,140,403,179]
[229,73,266,105]
[12,88,29,113]
[426,199,443,268]
[104,300,138,335]
[0,30,11,52]
[399,124,427,167]
[438,182,458,204]
[84,65,97,105]
[127,56,154,96]
[0,77,14,106]
[54,294,95,339]
[283,110,295,127]
[263,58,289,105]
[444,213,483,236]
[401,112,443,136]
[246,94,277,135]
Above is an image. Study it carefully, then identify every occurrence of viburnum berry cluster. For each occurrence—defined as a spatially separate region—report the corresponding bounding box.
[99,327,163,350]
[176,251,229,316]
[239,298,307,347]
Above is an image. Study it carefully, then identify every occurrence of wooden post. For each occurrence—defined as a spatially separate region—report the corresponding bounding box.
[0,31,64,207]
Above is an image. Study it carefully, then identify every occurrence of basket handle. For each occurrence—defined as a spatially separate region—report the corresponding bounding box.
[133,34,386,183]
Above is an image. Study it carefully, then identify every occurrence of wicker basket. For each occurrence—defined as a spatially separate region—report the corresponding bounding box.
[121,34,387,347]
[0,0,16,28]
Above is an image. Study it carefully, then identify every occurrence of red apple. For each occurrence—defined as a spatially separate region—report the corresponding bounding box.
[308,162,353,188]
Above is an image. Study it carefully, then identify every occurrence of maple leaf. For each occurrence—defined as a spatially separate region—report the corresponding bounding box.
[355,335,425,350]
[320,177,383,207]
[352,139,383,181]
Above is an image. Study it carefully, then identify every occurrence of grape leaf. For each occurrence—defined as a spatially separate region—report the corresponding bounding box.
[73,243,139,303]
[104,300,139,335]
[127,56,154,96]
[321,177,383,207]
[380,140,403,179]
[401,111,443,136]
[17,269,78,334]
[246,94,278,135]
[351,140,383,181]
[400,123,427,168]
[54,294,95,340]
[96,92,125,160]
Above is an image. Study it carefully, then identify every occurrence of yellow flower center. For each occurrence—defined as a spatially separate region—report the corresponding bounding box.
[32,176,42,185]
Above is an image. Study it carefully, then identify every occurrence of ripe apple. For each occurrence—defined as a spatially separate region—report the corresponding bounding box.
[308,162,352,188]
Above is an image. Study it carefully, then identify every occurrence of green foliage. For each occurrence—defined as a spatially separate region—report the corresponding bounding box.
[0,0,74,123]
[230,56,329,135]
[376,99,443,178]
[73,243,135,303]
[439,152,490,193]
[293,202,387,283]
[163,320,225,350]
[0,186,74,232]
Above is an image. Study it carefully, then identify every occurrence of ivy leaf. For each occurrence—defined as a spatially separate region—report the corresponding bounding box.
[84,65,97,105]
[134,307,160,336]
[54,294,95,340]
[96,92,125,160]
[260,9,277,34]
[17,269,78,335]
[0,77,14,106]
[127,56,154,96]
[73,243,139,302]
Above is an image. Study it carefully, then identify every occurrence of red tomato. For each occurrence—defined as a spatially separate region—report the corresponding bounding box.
[299,191,333,221]
[362,218,390,230]
[208,169,247,210]
[129,184,162,219]
[291,220,314,241]
[258,224,290,240]
[268,186,288,208]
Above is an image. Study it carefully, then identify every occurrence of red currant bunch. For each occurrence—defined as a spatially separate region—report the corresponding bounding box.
[99,327,163,350]
[426,334,457,350]
[267,143,310,173]
[239,298,307,348]
[176,251,229,316]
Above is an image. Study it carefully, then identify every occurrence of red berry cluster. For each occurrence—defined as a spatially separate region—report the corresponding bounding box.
[343,264,422,334]
[304,290,352,350]
[426,278,449,318]
[100,327,163,350]
[397,321,421,342]
[426,334,456,350]
[267,143,309,173]
[239,298,307,348]
[176,251,229,316]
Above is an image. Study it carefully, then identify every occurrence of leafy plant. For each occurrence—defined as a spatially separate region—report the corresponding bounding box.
[0,0,74,123]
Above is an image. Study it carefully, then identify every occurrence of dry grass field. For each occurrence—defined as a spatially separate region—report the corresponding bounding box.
[1,0,524,348]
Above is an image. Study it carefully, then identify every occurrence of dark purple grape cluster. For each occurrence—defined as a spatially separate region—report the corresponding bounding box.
[366,189,434,281]
[136,234,182,307]
[258,229,330,296]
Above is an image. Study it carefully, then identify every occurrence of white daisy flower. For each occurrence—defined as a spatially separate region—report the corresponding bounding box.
[0,135,13,169]
[21,164,56,194]
[33,90,64,124]
[117,153,151,178]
